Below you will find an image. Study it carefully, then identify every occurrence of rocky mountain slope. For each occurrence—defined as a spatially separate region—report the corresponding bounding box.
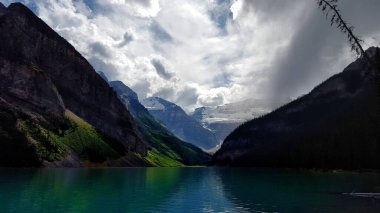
[0,3,149,167]
[142,97,219,150]
[212,47,380,170]
[110,81,210,166]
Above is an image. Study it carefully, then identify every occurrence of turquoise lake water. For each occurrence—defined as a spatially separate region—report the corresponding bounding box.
[0,168,379,213]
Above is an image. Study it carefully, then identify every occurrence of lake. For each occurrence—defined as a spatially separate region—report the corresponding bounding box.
[0,168,379,213]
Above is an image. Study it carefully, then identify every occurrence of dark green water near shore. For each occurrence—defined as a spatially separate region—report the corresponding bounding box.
[0,168,379,212]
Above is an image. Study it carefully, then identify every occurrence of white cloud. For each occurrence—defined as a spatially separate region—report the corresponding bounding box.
[230,0,242,20]
[5,0,380,112]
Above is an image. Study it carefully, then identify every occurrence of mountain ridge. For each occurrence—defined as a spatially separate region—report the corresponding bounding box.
[110,81,210,166]
[142,97,219,150]
[212,47,380,169]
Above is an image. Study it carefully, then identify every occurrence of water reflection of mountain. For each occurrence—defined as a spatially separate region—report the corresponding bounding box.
[218,169,380,212]
[158,168,238,212]
[0,168,186,212]
[1,169,380,212]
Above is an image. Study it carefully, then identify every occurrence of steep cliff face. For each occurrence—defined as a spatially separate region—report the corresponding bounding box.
[212,48,380,169]
[110,81,143,116]
[1,3,145,153]
[0,61,65,121]
[0,3,147,166]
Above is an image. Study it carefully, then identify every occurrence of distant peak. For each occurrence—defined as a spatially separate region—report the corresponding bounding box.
[110,80,125,87]
[148,97,163,101]
[109,81,138,100]
[148,97,172,106]
[141,97,169,111]
[8,2,31,12]
[97,71,109,82]
[142,97,183,111]
[0,2,6,9]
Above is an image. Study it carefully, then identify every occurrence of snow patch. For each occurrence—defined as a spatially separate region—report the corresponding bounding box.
[141,97,166,110]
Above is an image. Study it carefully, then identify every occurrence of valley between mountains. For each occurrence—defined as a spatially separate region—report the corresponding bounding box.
[0,2,379,170]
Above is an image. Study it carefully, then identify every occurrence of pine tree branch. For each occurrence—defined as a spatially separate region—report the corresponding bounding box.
[317,0,380,74]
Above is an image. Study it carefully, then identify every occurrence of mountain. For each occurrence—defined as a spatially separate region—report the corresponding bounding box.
[212,47,380,170]
[109,81,143,117]
[0,3,149,167]
[192,98,291,145]
[0,3,6,15]
[98,71,109,82]
[110,81,210,166]
[191,107,244,149]
[142,97,219,150]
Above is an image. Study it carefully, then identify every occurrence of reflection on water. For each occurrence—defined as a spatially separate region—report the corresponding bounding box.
[0,168,379,213]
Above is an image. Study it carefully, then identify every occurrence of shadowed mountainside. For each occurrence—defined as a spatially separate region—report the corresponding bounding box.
[212,47,380,170]
[0,3,149,167]
[110,81,210,166]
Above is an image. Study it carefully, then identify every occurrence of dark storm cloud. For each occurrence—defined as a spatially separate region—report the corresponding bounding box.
[151,59,174,80]
[337,0,380,35]
[270,5,342,98]
[243,0,380,99]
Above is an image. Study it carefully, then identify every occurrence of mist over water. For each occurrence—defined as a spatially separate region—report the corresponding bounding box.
[1,168,379,212]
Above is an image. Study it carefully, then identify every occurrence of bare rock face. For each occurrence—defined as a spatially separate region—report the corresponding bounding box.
[0,60,65,123]
[0,3,147,166]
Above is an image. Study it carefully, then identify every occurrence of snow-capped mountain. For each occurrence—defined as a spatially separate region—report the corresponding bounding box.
[142,97,219,151]
[142,97,168,111]
[192,98,292,143]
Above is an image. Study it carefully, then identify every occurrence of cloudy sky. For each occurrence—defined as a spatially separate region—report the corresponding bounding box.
[3,0,380,111]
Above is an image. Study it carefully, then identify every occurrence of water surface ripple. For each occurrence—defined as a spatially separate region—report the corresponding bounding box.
[0,168,379,212]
